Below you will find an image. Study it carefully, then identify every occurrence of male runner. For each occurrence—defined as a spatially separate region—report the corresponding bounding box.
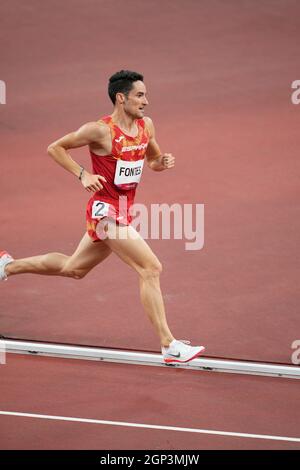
[0,70,205,364]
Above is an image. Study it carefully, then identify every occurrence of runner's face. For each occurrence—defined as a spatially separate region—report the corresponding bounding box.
[123,81,148,118]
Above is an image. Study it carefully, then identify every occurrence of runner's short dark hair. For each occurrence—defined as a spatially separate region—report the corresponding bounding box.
[108,70,144,104]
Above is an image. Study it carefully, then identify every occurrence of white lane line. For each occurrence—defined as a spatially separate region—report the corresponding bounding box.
[0,411,299,443]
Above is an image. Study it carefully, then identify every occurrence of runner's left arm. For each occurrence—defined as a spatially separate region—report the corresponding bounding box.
[144,117,175,171]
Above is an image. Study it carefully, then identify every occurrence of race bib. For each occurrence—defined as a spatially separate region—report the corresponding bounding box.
[92,200,110,219]
[114,159,144,188]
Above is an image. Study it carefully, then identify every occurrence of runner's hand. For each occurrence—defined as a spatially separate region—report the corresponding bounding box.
[81,172,107,192]
[162,153,175,169]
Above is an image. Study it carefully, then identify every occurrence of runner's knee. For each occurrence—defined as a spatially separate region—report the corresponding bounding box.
[71,269,88,280]
[62,268,88,279]
[60,260,88,280]
[139,260,162,281]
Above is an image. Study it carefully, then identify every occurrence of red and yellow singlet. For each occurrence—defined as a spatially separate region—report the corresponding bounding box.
[86,116,149,241]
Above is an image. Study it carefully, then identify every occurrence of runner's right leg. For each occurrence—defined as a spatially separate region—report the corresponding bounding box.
[3,233,111,279]
[99,219,205,362]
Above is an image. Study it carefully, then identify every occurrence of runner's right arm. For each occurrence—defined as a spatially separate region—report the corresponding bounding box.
[47,122,107,192]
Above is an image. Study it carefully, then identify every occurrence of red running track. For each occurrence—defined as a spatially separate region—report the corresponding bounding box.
[1,0,300,450]
[1,0,300,364]
[0,354,299,450]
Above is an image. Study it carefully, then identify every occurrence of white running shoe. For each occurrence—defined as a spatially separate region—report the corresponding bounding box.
[0,251,14,281]
[162,339,205,364]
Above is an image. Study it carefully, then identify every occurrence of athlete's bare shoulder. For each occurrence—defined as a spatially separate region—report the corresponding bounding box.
[80,120,110,143]
[48,120,111,151]
[143,116,155,138]
[143,116,153,126]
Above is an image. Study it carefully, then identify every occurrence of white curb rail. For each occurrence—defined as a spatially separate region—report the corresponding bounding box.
[2,339,300,379]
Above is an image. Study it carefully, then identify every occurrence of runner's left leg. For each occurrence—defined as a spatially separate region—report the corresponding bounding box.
[5,233,111,279]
